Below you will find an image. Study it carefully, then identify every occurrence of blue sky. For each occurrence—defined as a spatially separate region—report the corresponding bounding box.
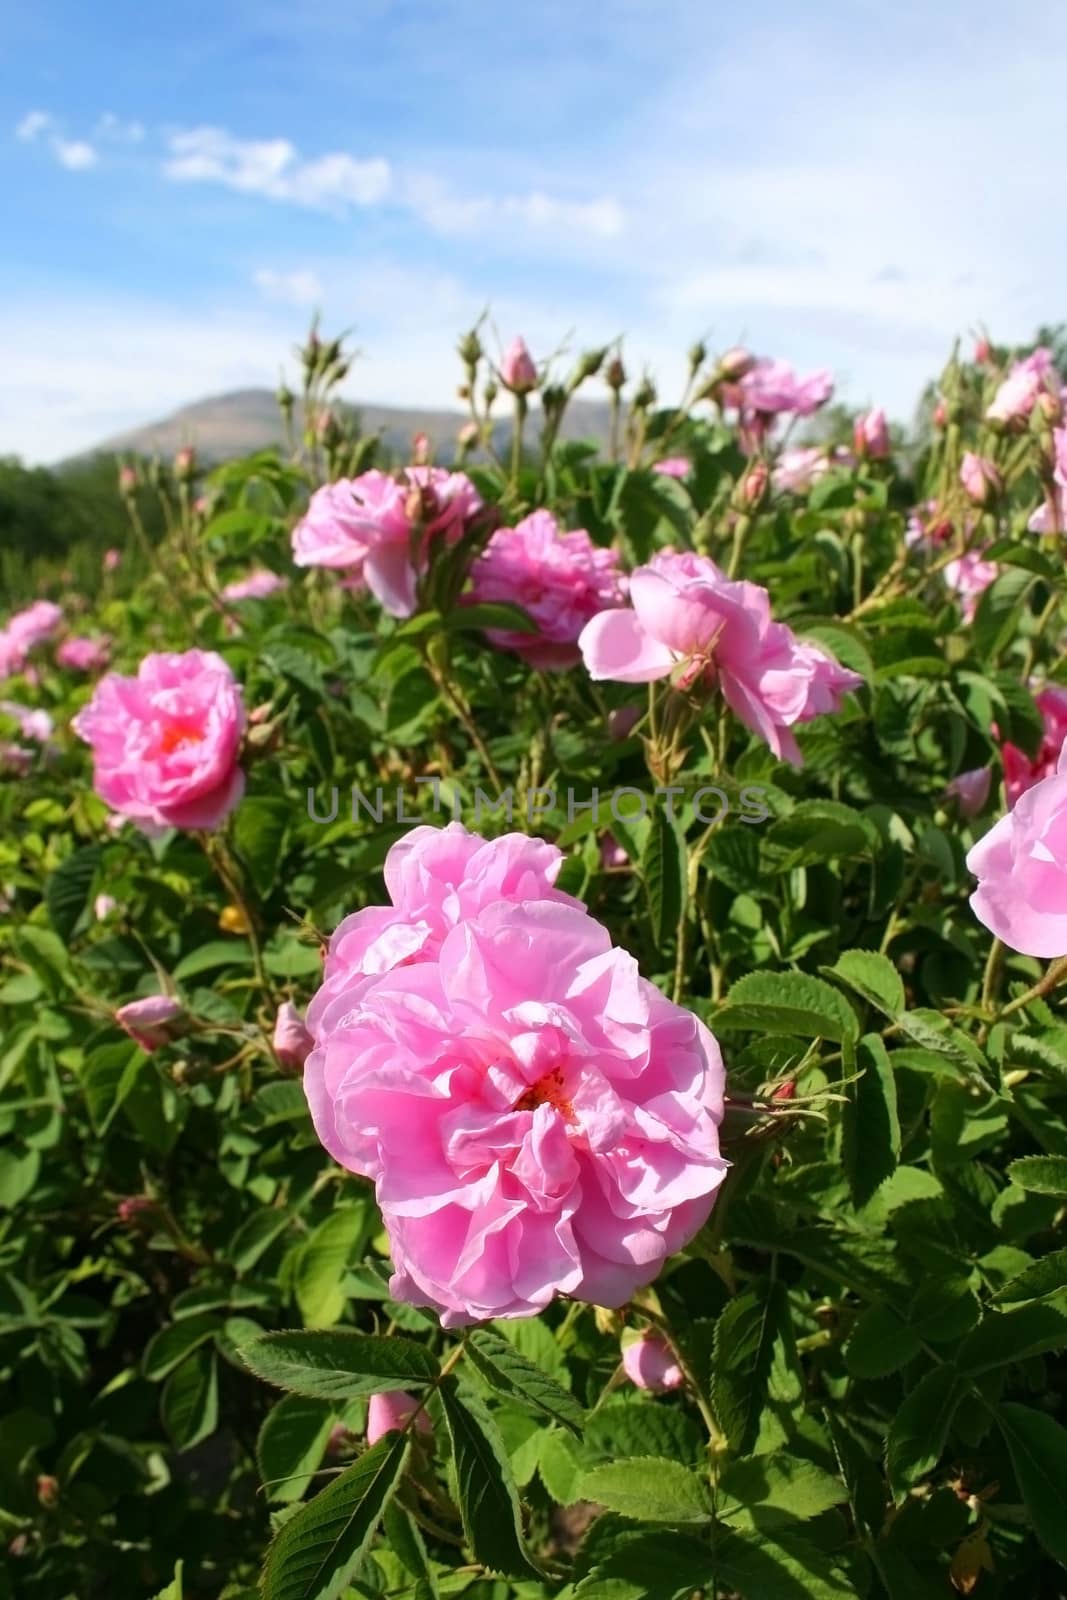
[3,0,1065,462]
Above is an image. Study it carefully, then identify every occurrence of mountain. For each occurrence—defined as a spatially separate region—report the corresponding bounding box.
[78,388,615,465]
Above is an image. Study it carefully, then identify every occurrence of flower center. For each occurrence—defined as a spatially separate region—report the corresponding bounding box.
[159,719,204,754]
[514,1065,575,1122]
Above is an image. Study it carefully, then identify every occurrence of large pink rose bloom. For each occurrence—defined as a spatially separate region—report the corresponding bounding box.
[968,745,1067,957]
[72,649,245,831]
[1001,684,1067,805]
[468,509,626,669]
[304,893,727,1325]
[986,348,1059,425]
[577,551,862,765]
[291,467,483,617]
[309,824,578,1019]
[944,550,999,622]
[733,359,834,419]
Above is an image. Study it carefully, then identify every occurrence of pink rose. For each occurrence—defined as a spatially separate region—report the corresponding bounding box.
[600,834,628,870]
[273,1001,313,1071]
[652,457,691,479]
[945,768,992,818]
[467,509,626,670]
[302,828,727,1325]
[103,548,122,572]
[772,447,829,495]
[0,701,53,742]
[291,468,483,618]
[221,569,288,602]
[499,336,538,394]
[943,550,999,622]
[959,452,1001,506]
[0,600,64,677]
[308,824,577,1023]
[853,407,890,460]
[974,337,992,365]
[57,635,111,673]
[987,349,1059,424]
[734,358,834,419]
[366,1392,431,1445]
[621,1330,684,1391]
[968,744,1067,956]
[115,995,183,1051]
[718,346,756,381]
[1000,684,1067,805]
[577,551,862,766]
[94,894,118,919]
[72,649,245,832]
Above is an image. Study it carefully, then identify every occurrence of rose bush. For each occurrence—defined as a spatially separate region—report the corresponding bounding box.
[3,321,1067,1598]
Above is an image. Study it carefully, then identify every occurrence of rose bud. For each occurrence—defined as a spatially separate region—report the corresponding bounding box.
[114,995,183,1052]
[499,336,538,395]
[718,346,755,381]
[853,407,890,460]
[945,767,992,819]
[36,1476,59,1510]
[366,1392,432,1446]
[974,337,992,364]
[273,1001,313,1072]
[174,447,196,480]
[118,465,138,495]
[117,1195,155,1224]
[959,451,1001,506]
[621,1330,684,1392]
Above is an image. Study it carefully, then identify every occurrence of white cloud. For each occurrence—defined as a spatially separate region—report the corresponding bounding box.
[53,139,98,171]
[95,112,145,143]
[164,126,390,211]
[253,268,323,306]
[15,110,51,142]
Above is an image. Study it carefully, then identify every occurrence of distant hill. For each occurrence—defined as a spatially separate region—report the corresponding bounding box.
[74,388,615,465]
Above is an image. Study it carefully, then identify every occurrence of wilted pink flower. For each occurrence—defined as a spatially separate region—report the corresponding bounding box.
[733,358,834,419]
[366,1392,432,1445]
[652,457,691,479]
[273,1001,313,1071]
[943,550,999,622]
[467,509,626,669]
[94,894,118,919]
[1000,684,1067,805]
[499,337,538,395]
[772,447,829,495]
[57,635,111,672]
[302,826,727,1325]
[115,995,183,1051]
[0,744,33,777]
[987,348,1059,424]
[292,468,483,618]
[0,701,53,742]
[959,452,1001,506]
[103,548,122,572]
[221,569,288,602]
[968,744,1067,956]
[578,551,862,766]
[853,407,890,460]
[945,768,992,818]
[621,1330,684,1391]
[73,649,245,831]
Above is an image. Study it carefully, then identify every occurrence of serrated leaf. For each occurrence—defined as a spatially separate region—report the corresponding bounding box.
[579,1457,712,1524]
[241,1331,439,1400]
[827,950,904,1019]
[464,1329,583,1435]
[641,810,687,950]
[993,1248,1067,1305]
[260,1429,408,1600]
[438,1376,540,1577]
[143,1312,222,1381]
[885,1365,963,1497]
[46,844,103,940]
[382,1503,439,1598]
[957,1294,1067,1374]
[294,1205,373,1327]
[161,1348,219,1452]
[718,1453,847,1525]
[258,1394,335,1504]
[1007,1155,1067,1197]
[842,1034,900,1207]
[711,1526,854,1598]
[996,1403,1067,1568]
[712,1282,791,1454]
[845,1303,920,1379]
[172,940,254,980]
[717,972,859,1045]
[537,1428,584,1505]
[232,794,290,896]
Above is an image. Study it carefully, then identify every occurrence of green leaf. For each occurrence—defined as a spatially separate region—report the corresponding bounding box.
[957,1295,1067,1374]
[842,1034,900,1207]
[45,844,103,940]
[641,810,687,950]
[232,794,290,896]
[257,1394,335,1504]
[578,1457,712,1524]
[996,1403,1067,1568]
[826,950,904,1019]
[294,1205,373,1327]
[0,1146,41,1209]
[993,1248,1067,1305]
[439,1376,540,1577]
[450,601,539,634]
[885,1365,963,1498]
[80,1041,146,1134]
[161,1348,219,1452]
[382,1503,439,1597]
[712,1282,791,1454]
[464,1329,584,1435]
[1007,1155,1067,1197]
[845,1303,919,1380]
[537,1428,585,1504]
[718,1453,847,1525]
[717,972,859,1045]
[584,1401,703,1467]
[148,1561,184,1600]
[143,1313,222,1381]
[230,1208,295,1273]
[241,1331,439,1400]
[710,1526,854,1598]
[260,1429,409,1600]
[172,940,254,980]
